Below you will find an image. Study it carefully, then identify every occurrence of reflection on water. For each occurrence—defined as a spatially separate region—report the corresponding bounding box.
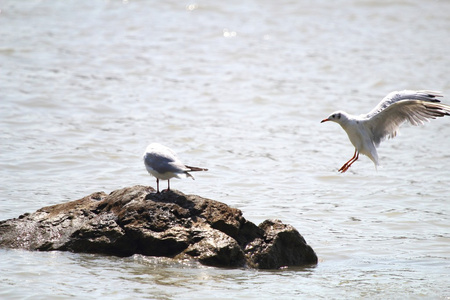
[1,0,450,298]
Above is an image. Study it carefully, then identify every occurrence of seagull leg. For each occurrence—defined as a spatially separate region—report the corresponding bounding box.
[339,149,359,173]
[156,178,160,193]
[167,179,170,191]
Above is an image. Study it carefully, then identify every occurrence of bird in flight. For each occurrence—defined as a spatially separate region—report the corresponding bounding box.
[143,143,208,193]
[321,90,450,173]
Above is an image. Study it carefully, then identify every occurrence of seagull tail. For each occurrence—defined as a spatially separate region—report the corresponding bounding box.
[186,165,208,172]
[185,172,195,180]
[185,165,208,180]
[366,149,379,168]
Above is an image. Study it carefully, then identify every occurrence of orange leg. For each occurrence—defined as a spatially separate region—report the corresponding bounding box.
[339,149,359,173]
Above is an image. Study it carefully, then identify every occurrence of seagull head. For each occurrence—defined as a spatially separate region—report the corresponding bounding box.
[321,111,349,124]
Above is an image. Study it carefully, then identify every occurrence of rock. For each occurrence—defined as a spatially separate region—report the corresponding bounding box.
[245,219,318,269]
[0,185,317,269]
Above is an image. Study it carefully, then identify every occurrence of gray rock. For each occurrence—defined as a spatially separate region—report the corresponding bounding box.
[0,185,317,269]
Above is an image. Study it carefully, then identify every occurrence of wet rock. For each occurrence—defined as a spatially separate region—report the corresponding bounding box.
[245,219,319,269]
[0,185,317,269]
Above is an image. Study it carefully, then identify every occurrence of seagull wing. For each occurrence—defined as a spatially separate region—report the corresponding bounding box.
[363,90,449,147]
[144,146,189,174]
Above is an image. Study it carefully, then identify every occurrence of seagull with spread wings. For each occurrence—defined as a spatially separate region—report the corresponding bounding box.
[321,90,450,173]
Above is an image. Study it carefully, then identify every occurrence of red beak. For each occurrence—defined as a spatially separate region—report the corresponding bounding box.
[321,119,329,123]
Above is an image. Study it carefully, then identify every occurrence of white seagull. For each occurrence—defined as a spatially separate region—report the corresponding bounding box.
[321,90,450,173]
[143,143,208,193]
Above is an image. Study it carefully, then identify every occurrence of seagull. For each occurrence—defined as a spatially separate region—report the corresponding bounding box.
[143,143,208,193]
[321,90,450,173]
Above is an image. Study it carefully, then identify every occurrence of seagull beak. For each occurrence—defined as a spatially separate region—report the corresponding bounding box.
[321,118,329,123]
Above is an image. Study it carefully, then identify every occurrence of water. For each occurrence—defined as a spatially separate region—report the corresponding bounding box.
[1,0,449,298]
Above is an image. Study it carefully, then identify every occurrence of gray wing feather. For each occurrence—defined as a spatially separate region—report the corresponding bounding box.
[144,151,188,174]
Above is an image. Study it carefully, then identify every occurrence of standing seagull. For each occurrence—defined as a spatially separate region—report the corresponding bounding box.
[321,90,450,173]
[143,143,208,193]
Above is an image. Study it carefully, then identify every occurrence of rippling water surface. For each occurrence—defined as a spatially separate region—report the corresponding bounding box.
[1,0,449,298]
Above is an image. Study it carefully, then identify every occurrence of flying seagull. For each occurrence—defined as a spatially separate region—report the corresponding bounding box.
[321,90,450,173]
[143,143,208,193]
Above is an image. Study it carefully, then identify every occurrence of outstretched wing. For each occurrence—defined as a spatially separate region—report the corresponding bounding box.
[363,90,449,146]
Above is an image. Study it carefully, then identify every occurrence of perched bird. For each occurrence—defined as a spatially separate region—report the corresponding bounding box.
[143,143,208,193]
[321,90,450,173]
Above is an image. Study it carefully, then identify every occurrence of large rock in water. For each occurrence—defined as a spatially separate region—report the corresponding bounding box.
[0,185,317,269]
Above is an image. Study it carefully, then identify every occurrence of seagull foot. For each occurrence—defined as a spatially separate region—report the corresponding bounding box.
[338,165,349,173]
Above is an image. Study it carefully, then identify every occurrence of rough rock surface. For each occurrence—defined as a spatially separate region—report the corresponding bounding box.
[0,185,317,269]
